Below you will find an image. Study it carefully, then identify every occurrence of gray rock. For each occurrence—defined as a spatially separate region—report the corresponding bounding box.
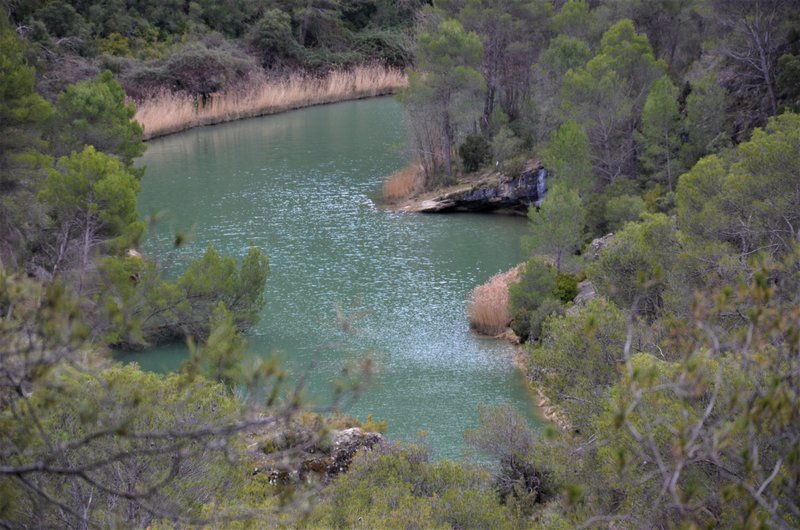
[418,167,548,214]
[568,281,597,314]
[327,427,385,477]
[589,233,614,260]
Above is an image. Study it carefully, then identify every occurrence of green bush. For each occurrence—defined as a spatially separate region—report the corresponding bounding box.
[309,444,518,529]
[246,9,300,67]
[509,260,578,341]
[528,297,565,342]
[351,28,413,67]
[604,194,646,231]
[509,258,557,341]
[176,35,255,91]
[491,126,524,173]
[589,213,678,318]
[51,71,145,166]
[503,154,528,177]
[554,272,579,303]
[458,134,491,172]
[3,364,242,528]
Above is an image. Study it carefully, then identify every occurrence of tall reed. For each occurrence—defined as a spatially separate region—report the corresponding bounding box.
[468,266,521,336]
[134,65,407,139]
[382,164,423,202]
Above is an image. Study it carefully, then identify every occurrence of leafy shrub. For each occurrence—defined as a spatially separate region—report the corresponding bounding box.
[99,245,269,347]
[351,28,413,67]
[509,261,579,341]
[51,71,145,165]
[4,364,242,528]
[310,443,518,529]
[503,155,528,177]
[166,35,256,95]
[246,9,300,67]
[589,213,678,318]
[528,297,565,342]
[464,404,555,515]
[492,126,524,173]
[605,194,646,231]
[554,272,579,303]
[459,134,491,172]
[509,258,557,341]
[531,298,627,429]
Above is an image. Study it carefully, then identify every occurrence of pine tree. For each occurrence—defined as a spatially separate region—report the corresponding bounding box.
[638,75,683,191]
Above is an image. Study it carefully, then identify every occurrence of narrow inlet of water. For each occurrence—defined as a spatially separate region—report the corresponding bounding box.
[122,97,542,459]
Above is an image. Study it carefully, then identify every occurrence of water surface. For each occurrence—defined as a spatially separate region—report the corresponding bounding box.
[126,97,541,459]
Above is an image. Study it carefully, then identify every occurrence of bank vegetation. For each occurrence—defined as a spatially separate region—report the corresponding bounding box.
[5,0,800,528]
[135,65,407,139]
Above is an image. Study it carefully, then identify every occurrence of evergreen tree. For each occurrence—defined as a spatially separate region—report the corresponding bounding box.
[638,75,683,191]
[404,19,485,180]
[52,71,145,167]
[562,19,666,182]
[541,120,593,195]
[523,183,585,271]
[681,74,730,167]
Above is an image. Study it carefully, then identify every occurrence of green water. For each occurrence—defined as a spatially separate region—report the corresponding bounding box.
[125,97,541,459]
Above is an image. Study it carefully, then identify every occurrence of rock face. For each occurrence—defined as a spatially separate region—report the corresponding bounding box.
[567,280,597,314]
[417,167,548,214]
[589,233,614,260]
[326,427,385,477]
[248,423,385,484]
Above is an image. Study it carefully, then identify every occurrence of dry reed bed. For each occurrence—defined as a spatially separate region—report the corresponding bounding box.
[382,164,423,202]
[134,65,408,139]
[468,265,521,336]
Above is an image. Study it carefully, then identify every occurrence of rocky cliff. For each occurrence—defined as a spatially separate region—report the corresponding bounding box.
[414,167,548,214]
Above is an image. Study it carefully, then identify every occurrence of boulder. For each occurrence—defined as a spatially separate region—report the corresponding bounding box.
[327,427,385,477]
[589,233,614,260]
[567,280,597,315]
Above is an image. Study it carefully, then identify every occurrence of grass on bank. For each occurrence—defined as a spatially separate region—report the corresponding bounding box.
[382,164,424,202]
[468,266,520,336]
[134,65,407,139]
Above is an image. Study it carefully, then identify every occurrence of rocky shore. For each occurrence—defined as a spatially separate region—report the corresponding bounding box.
[395,166,548,215]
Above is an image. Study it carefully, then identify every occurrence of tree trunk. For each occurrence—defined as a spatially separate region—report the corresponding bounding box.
[299,0,313,46]
[483,84,495,133]
[442,111,453,178]
[665,129,673,192]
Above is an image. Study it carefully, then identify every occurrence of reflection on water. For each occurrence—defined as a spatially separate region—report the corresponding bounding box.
[123,97,542,459]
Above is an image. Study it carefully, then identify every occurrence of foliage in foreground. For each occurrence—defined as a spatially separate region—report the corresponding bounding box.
[308,443,518,529]
[1,364,242,528]
[518,112,800,528]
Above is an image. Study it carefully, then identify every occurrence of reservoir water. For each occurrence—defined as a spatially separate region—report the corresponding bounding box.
[124,97,541,459]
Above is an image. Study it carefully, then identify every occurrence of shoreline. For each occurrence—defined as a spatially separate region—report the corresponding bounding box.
[466,265,572,434]
[134,65,407,140]
[382,171,506,213]
[380,161,543,215]
[510,344,571,433]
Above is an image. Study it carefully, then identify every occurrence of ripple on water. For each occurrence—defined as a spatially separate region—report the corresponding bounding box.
[129,98,542,459]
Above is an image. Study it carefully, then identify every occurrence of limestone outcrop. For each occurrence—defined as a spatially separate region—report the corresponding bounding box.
[415,167,548,214]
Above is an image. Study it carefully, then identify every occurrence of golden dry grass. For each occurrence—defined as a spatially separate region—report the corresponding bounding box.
[468,265,521,336]
[134,65,408,139]
[382,164,423,202]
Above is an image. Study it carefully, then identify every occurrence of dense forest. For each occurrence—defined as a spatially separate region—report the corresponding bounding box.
[6,0,420,100]
[2,0,800,528]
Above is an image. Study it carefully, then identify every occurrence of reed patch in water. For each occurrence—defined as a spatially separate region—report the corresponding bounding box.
[382,164,423,202]
[134,65,407,139]
[468,266,521,336]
